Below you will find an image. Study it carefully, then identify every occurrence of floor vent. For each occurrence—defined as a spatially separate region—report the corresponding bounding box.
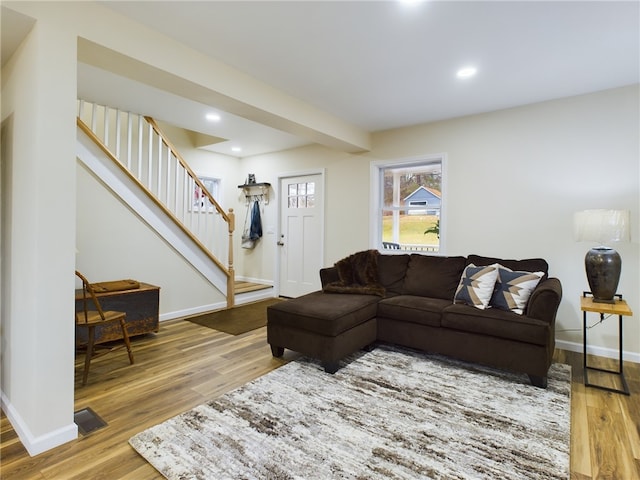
[74,407,107,436]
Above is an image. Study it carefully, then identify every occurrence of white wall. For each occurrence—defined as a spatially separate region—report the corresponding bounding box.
[0,12,78,454]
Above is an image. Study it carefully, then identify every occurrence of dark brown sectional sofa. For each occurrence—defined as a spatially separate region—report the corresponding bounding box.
[267,251,562,388]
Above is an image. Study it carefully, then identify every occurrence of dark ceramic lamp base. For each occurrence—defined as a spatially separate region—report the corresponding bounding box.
[585,247,621,304]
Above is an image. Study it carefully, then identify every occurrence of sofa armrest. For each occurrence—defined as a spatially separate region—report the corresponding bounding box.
[320,266,339,287]
[525,277,562,323]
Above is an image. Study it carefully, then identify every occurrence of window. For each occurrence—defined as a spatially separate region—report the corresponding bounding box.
[288,182,315,208]
[370,156,444,253]
[192,176,221,212]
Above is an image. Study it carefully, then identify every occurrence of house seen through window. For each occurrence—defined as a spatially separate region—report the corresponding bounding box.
[374,158,443,253]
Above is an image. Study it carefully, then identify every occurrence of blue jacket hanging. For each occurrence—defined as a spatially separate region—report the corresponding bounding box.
[249,200,262,240]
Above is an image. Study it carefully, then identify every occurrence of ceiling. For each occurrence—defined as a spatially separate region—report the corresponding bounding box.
[4,1,639,158]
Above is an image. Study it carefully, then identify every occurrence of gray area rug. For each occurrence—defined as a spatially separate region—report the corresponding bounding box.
[130,346,571,479]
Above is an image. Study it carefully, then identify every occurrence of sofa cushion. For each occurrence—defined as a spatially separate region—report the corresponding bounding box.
[377,295,449,327]
[490,265,545,314]
[441,304,550,346]
[267,291,379,337]
[403,254,467,300]
[377,254,410,295]
[467,254,548,278]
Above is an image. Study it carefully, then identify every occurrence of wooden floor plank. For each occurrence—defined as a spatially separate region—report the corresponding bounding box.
[570,382,593,478]
[1,320,639,479]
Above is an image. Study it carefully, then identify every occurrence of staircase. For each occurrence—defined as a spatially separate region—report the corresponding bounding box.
[76,100,236,307]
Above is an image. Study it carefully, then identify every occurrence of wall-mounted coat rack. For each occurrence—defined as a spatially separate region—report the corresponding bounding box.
[238,182,271,205]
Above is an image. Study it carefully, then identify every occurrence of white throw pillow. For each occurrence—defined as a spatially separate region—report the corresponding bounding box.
[453,264,499,309]
[490,264,545,315]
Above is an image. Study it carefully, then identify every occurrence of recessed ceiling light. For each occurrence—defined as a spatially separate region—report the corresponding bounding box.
[206,113,221,122]
[456,67,477,79]
[231,147,242,153]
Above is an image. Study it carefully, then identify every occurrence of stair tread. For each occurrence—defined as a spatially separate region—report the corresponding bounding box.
[235,282,272,294]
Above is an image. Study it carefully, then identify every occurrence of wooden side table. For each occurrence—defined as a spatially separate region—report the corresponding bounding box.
[580,293,633,395]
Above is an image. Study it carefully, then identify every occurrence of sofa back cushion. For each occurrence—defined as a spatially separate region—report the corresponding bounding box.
[467,255,549,279]
[403,254,467,300]
[377,254,411,295]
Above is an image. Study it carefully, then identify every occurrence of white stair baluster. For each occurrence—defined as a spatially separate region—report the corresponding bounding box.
[166,147,172,210]
[103,106,109,149]
[126,113,133,171]
[91,102,97,133]
[137,115,143,180]
[115,109,121,160]
[156,134,162,196]
[147,123,153,189]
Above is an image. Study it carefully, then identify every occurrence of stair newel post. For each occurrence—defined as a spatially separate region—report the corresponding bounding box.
[227,208,235,308]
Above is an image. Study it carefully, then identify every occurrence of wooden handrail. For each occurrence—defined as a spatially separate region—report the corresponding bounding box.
[144,117,230,223]
[77,117,234,281]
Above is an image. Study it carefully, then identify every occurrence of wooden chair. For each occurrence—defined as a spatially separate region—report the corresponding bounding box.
[75,271,134,386]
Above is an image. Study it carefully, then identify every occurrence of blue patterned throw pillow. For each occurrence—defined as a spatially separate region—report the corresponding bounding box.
[453,264,499,309]
[490,265,544,315]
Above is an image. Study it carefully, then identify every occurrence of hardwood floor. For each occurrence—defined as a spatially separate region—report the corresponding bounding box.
[555,350,640,479]
[1,320,639,479]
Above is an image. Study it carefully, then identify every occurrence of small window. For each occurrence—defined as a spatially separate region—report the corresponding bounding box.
[192,176,220,212]
[288,182,315,209]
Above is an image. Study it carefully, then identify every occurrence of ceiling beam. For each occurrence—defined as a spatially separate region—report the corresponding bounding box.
[78,37,370,154]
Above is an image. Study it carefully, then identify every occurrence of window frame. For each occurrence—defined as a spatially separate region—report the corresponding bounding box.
[369,154,447,254]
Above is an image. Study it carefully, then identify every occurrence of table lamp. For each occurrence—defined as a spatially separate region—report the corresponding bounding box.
[574,209,629,303]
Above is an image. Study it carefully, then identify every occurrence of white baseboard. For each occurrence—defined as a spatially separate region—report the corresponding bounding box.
[159,301,227,321]
[1,391,77,457]
[159,288,276,322]
[555,339,640,364]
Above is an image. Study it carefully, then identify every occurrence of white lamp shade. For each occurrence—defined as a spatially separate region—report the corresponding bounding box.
[574,209,630,246]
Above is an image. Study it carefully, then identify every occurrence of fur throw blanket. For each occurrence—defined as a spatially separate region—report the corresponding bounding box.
[323,250,385,297]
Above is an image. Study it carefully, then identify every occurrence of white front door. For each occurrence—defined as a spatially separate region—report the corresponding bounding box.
[278,173,324,298]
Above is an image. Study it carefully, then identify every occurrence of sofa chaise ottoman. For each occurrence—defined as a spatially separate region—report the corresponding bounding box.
[267,290,378,373]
